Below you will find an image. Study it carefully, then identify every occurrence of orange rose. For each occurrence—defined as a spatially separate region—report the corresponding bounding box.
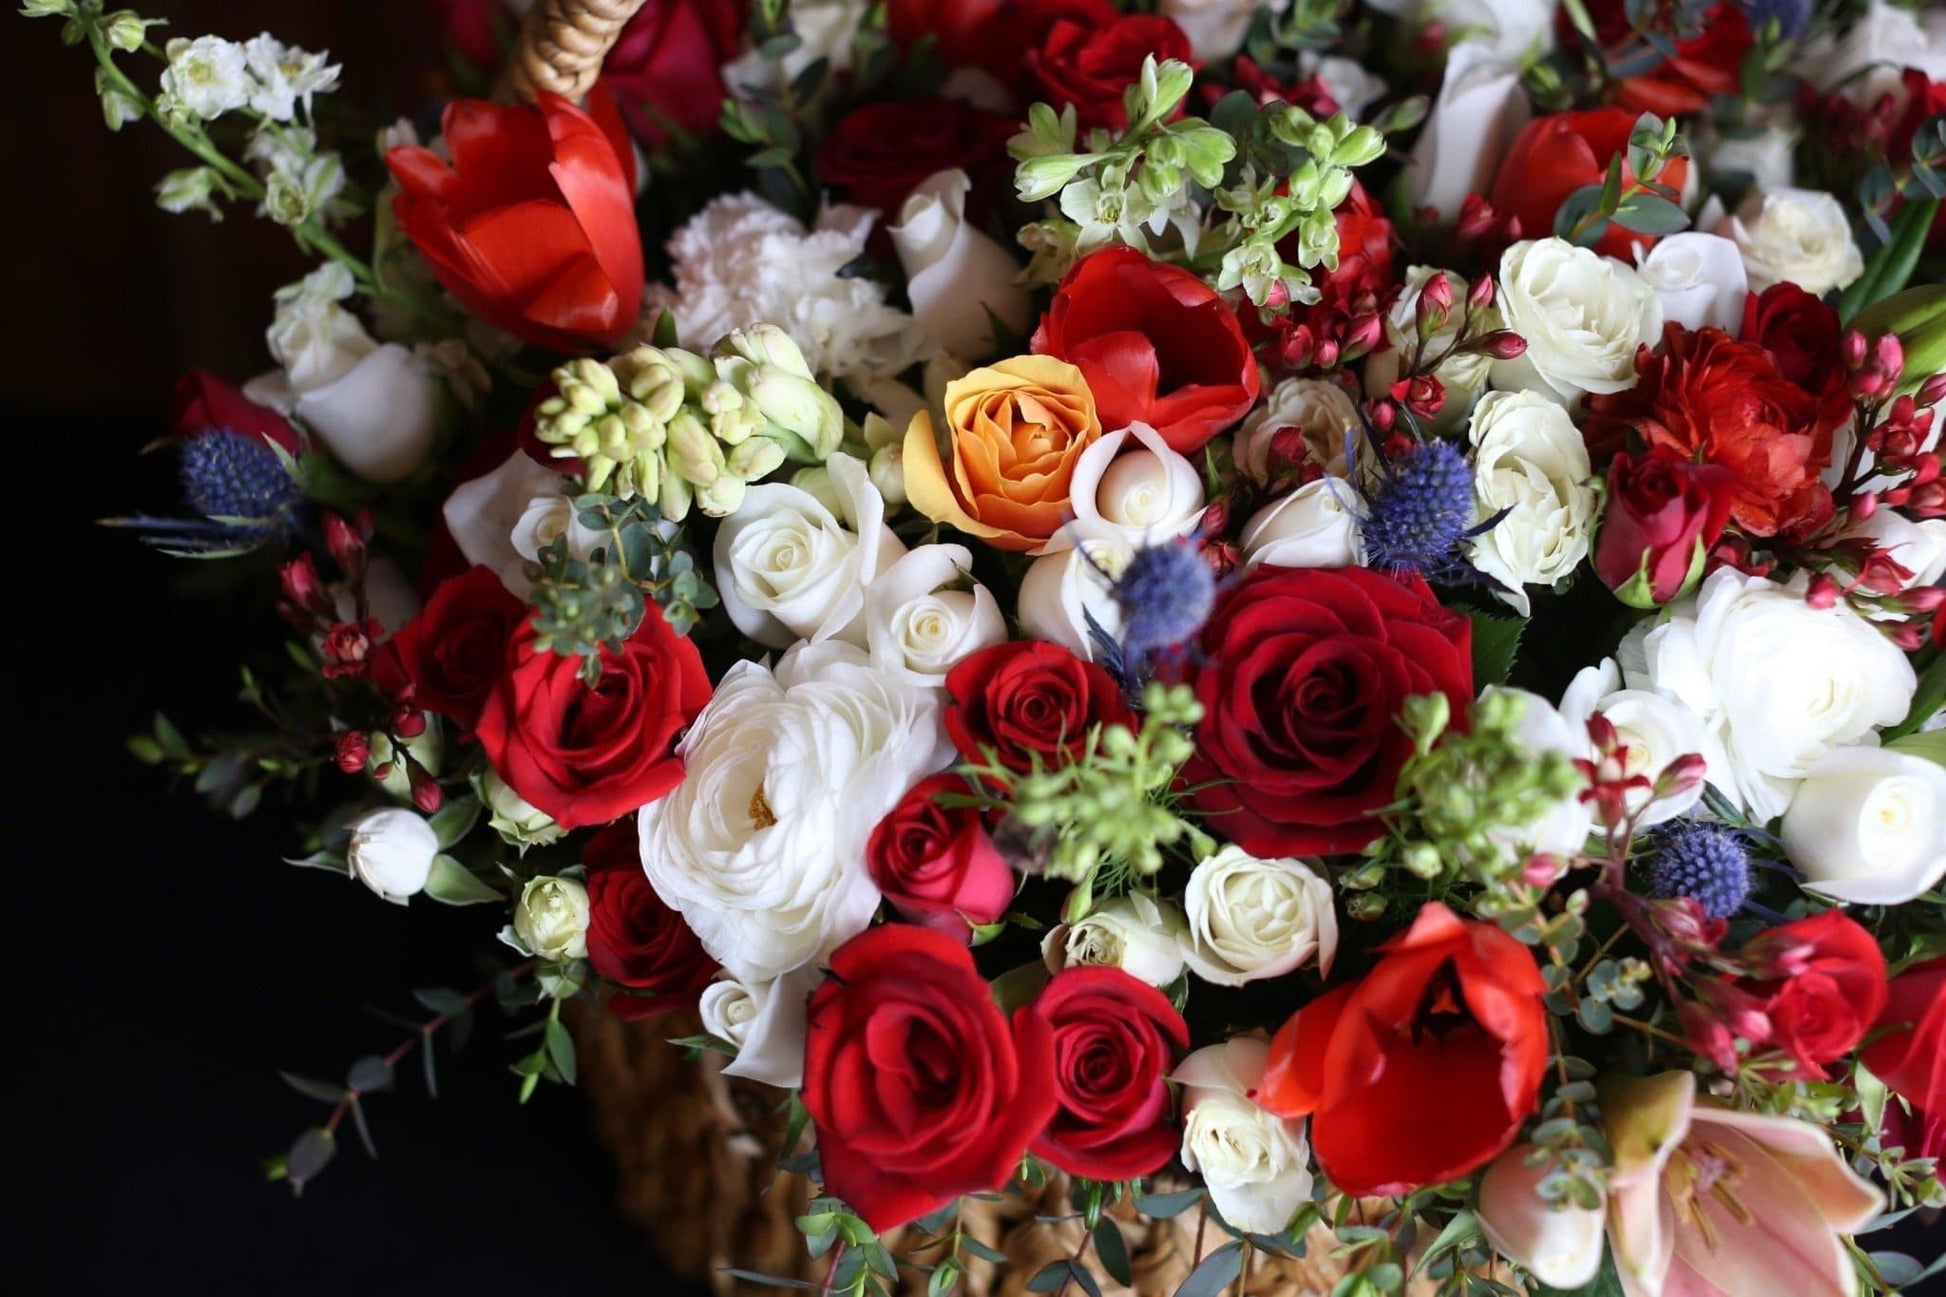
[903,356,1103,552]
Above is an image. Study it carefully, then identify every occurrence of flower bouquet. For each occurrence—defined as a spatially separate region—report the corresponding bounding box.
[39,0,1946,1291]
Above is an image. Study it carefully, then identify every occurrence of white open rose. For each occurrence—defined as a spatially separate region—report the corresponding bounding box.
[513,876,590,962]
[889,169,1034,361]
[1180,846,1338,987]
[1781,746,1946,906]
[1403,39,1531,226]
[1727,188,1865,298]
[863,543,1007,687]
[1234,377,1363,483]
[1464,389,1598,615]
[1017,522,1131,663]
[1364,266,1499,435]
[1559,660,1714,827]
[1635,232,1749,333]
[714,452,904,649]
[639,641,951,983]
[698,966,821,1088]
[1042,892,1188,988]
[510,493,605,568]
[1174,1038,1314,1235]
[345,807,438,905]
[1490,238,1662,405]
[1062,422,1206,546]
[1240,478,1364,570]
[442,448,573,598]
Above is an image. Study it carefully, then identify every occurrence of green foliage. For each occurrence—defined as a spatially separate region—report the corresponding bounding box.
[1553,114,1690,248]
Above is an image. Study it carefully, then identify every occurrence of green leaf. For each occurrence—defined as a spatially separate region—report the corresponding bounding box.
[1094,1217,1132,1286]
[717,1270,820,1291]
[928,1258,962,1297]
[1467,611,1525,687]
[346,1055,394,1093]
[1177,1241,1245,1297]
[153,712,191,759]
[426,795,480,850]
[1883,654,1944,742]
[1068,1260,1103,1297]
[423,855,504,905]
[412,987,471,1016]
[1026,1261,1070,1292]
[285,1127,336,1194]
[126,734,165,764]
[280,1072,346,1104]
[545,1015,578,1086]
[1136,1188,1205,1219]
[1611,192,1690,235]
[1412,1209,1482,1276]
[1839,197,1941,322]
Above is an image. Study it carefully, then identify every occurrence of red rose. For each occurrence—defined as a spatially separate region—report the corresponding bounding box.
[1866,956,1946,1157]
[431,0,507,73]
[474,610,710,830]
[386,89,643,351]
[803,925,1057,1232]
[1594,447,1736,604]
[1740,283,1851,432]
[816,98,1016,219]
[601,0,745,149]
[1736,911,1889,1079]
[1490,108,1692,259]
[1179,566,1473,857]
[1583,324,1834,539]
[1260,903,1549,1196]
[171,369,302,455]
[944,640,1136,775]
[379,566,527,729]
[866,774,1016,940]
[1575,0,1752,118]
[1216,56,1340,117]
[1021,0,1195,132]
[1025,965,1188,1181]
[1032,247,1260,453]
[582,819,717,1020]
[886,0,1011,69]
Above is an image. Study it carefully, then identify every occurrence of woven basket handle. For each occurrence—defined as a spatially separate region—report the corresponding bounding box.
[500,0,649,104]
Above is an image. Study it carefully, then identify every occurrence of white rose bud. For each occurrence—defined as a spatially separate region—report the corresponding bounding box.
[863,543,1007,687]
[295,342,443,485]
[889,169,1034,361]
[1464,390,1599,616]
[481,769,564,851]
[1782,746,1946,906]
[1042,892,1188,988]
[346,807,439,905]
[1477,1145,1607,1290]
[1180,846,1338,987]
[1017,524,1131,663]
[697,967,819,1088]
[1240,479,1364,570]
[1174,1039,1314,1235]
[1062,422,1206,546]
[1634,233,1749,333]
[1158,0,1259,61]
[1727,188,1866,298]
[1491,239,1662,405]
[513,876,591,962]
[1234,377,1362,483]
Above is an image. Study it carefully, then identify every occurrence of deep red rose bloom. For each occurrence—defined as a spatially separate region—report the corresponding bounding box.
[886,0,1012,69]
[432,0,507,72]
[803,925,1057,1232]
[1595,447,1736,604]
[944,640,1136,775]
[1021,0,1195,132]
[474,609,710,831]
[582,818,717,1020]
[1865,956,1945,1153]
[378,565,527,729]
[386,89,643,352]
[1740,911,1889,1079]
[1491,108,1691,259]
[866,774,1016,940]
[1740,283,1851,433]
[1583,324,1834,540]
[1026,965,1188,1181]
[1032,246,1260,452]
[1179,566,1473,857]
[1574,0,1752,118]
[1260,903,1549,1196]
[601,0,744,149]
[816,98,1016,218]
[172,369,302,454]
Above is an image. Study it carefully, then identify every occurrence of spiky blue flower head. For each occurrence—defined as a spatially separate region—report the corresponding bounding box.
[179,430,300,536]
[1645,822,1752,919]
[1112,538,1216,666]
[1362,438,1475,579]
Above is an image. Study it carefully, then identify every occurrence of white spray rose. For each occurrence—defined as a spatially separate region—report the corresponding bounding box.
[889,169,1033,361]
[1699,116,1799,190]
[639,642,951,983]
[1364,266,1498,435]
[1490,239,1662,405]
[1062,422,1207,547]
[863,543,1007,687]
[724,0,869,90]
[715,453,904,649]
[1234,377,1363,483]
[513,876,590,961]
[698,966,821,1088]
[1180,846,1338,987]
[1159,0,1260,60]
[442,449,572,599]
[1042,892,1188,988]
[1240,479,1364,570]
[1781,747,1946,906]
[1635,233,1749,333]
[345,807,438,905]
[1478,1144,1607,1290]
[1728,188,1865,297]
[1559,660,1714,827]
[1174,1039,1314,1235]
[509,493,605,568]
[1403,39,1531,225]
[1463,390,1597,615]
[1017,523,1131,663]
[481,769,564,851]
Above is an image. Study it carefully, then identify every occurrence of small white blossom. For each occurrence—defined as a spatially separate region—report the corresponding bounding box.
[160,36,251,120]
[242,34,341,122]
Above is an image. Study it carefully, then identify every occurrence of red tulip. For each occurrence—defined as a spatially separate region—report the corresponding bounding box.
[387,88,643,352]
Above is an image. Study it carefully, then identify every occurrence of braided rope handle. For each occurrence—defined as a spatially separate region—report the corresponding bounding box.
[500,0,649,104]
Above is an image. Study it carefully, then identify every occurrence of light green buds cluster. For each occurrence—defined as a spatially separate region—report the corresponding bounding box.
[712,325,845,462]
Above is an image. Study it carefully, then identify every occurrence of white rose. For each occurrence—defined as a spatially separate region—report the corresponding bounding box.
[1041,892,1188,988]
[442,449,572,598]
[1794,0,1946,107]
[481,769,564,851]
[510,494,605,567]
[1463,390,1597,615]
[1781,747,1946,906]
[723,0,869,90]
[1364,267,1497,435]
[1301,53,1387,120]
[1634,233,1749,333]
[160,36,251,119]
[1234,377,1363,483]
[1487,687,1599,858]
[513,876,590,961]
[1849,511,1946,592]
[889,169,1033,361]
[863,543,1007,687]
[1727,188,1865,298]
[639,642,951,983]
[1477,1145,1606,1290]
[1430,0,1558,66]
[293,343,442,484]
[345,807,438,905]
[1063,422,1207,546]
[1240,479,1364,570]
[1491,239,1663,405]
[698,966,821,1088]
[1559,660,1713,827]
[1404,39,1531,225]
[1699,116,1799,191]
[1173,1039,1314,1235]
[715,453,904,649]
[1017,523,1131,662]
[1180,846,1338,987]
[1620,569,1918,822]
[1158,0,1259,60]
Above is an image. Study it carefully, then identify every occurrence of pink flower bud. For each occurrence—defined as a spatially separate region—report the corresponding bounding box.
[1805,572,1841,609]
[1919,373,1946,409]
[1656,752,1707,800]
[1477,330,1528,360]
[1851,491,1878,520]
[1467,274,1496,313]
[1521,854,1566,889]
[335,731,371,775]
[1843,330,1868,368]
[409,766,443,815]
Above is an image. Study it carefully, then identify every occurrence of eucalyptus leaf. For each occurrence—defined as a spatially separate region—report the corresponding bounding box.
[280,1072,346,1105]
[285,1127,336,1193]
[1176,1241,1245,1297]
[346,1055,394,1093]
[1094,1217,1132,1285]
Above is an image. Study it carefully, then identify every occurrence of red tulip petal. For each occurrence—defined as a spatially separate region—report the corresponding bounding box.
[1260,984,1353,1118]
[544,95,644,332]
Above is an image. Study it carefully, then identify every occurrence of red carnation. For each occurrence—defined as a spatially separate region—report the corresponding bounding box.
[944,640,1136,775]
[866,774,1016,940]
[377,566,527,730]
[582,819,717,1020]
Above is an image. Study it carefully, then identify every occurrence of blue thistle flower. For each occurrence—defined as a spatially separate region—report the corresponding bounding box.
[1645,822,1753,919]
[179,430,300,536]
[1110,538,1215,671]
[1361,439,1477,579]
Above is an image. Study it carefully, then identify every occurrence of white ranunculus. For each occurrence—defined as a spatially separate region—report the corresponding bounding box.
[1728,188,1865,297]
[1363,266,1498,435]
[1159,0,1259,60]
[1699,116,1799,191]
[1850,511,1946,593]
[1635,233,1749,333]
[698,966,821,1088]
[1781,747,1946,906]
[160,36,251,119]
[1490,239,1663,405]
[1619,569,1918,823]
[1062,422,1207,547]
[1240,479,1364,570]
[1174,1039,1314,1235]
[639,642,951,983]
[863,543,1006,687]
[1404,39,1531,225]
[1042,892,1188,988]
[1180,846,1338,987]
[1794,0,1946,107]
[293,342,442,484]
[513,876,590,961]
[889,169,1033,361]
[442,449,572,599]
[1234,377,1363,483]
[345,807,438,905]
[509,494,605,568]
[1017,523,1132,662]
[1559,660,1714,827]
[1488,687,1599,858]
[1464,390,1597,615]
[715,453,904,649]
[1478,1144,1607,1290]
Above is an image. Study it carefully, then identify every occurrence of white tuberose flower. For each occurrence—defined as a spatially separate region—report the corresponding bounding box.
[1727,188,1865,298]
[1490,238,1662,405]
[1180,846,1338,987]
[1781,747,1946,906]
[889,169,1033,361]
[1174,1039,1314,1235]
[639,642,952,983]
[1464,389,1598,616]
[241,34,341,122]
[345,808,439,906]
[864,543,1007,688]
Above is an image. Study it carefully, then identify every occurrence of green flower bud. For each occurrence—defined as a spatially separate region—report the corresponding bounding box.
[728,436,787,482]
[1347,893,1389,922]
[666,410,726,488]
[154,166,221,218]
[1016,153,1091,204]
[747,367,844,461]
[694,474,747,517]
[868,442,906,507]
[96,70,143,130]
[788,464,843,515]
[481,769,564,851]
[1342,862,1387,891]
[715,323,814,381]
[261,171,310,226]
[104,10,149,52]
[20,0,77,17]
[1402,842,1445,880]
